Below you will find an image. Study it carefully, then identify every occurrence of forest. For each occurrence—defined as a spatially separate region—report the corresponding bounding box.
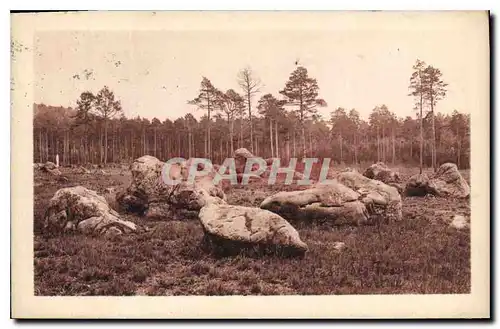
[32,61,471,170]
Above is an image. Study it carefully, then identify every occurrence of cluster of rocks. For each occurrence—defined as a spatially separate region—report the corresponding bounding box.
[261,170,402,226]
[42,154,469,256]
[362,162,404,194]
[35,161,62,176]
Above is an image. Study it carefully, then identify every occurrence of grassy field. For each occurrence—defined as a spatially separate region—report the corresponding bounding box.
[33,165,471,296]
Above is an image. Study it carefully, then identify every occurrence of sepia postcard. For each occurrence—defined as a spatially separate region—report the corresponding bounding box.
[11,10,490,319]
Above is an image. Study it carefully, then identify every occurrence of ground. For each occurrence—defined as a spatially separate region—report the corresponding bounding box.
[33,165,471,296]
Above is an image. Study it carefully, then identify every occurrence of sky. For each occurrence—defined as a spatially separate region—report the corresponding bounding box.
[33,12,488,121]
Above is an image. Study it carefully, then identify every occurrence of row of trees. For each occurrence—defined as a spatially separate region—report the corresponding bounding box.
[32,62,470,169]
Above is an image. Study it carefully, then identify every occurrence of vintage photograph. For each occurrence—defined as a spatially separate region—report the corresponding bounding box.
[11,11,490,318]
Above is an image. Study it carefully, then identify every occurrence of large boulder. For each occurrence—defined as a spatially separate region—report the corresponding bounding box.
[260,181,370,226]
[405,173,431,196]
[428,163,470,198]
[44,186,137,237]
[405,163,470,198]
[117,155,226,220]
[363,162,400,183]
[199,203,308,256]
[336,170,403,222]
[363,162,403,194]
[234,148,256,174]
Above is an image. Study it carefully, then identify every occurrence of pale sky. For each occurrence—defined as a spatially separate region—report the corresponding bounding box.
[33,12,488,121]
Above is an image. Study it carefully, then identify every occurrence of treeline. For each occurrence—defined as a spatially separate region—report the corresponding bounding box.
[32,62,471,169]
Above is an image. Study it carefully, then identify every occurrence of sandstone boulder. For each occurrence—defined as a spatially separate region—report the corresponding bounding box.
[336,170,403,222]
[77,166,91,174]
[44,186,137,237]
[260,181,369,225]
[428,163,470,198]
[39,161,61,176]
[117,155,226,220]
[43,161,57,170]
[199,203,308,256]
[405,173,431,196]
[363,162,401,184]
[405,163,470,198]
[234,148,256,174]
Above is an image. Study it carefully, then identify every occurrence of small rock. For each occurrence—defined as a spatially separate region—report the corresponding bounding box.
[332,242,346,252]
[450,215,469,229]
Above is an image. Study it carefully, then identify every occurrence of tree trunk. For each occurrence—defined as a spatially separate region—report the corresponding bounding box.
[230,118,234,155]
[419,84,424,174]
[309,130,312,158]
[103,120,108,164]
[410,136,413,161]
[376,126,380,162]
[275,120,279,159]
[178,133,181,157]
[381,124,386,163]
[339,133,343,164]
[431,101,436,172]
[354,133,358,164]
[39,129,43,163]
[45,130,48,162]
[99,126,103,164]
[247,91,253,153]
[301,124,306,160]
[392,128,396,165]
[293,130,296,158]
[188,129,192,159]
[154,127,157,158]
[269,118,274,158]
[286,131,290,162]
[219,136,223,163]
[204,130,207,157]
[207,99,211,159]
[239,118,243,149]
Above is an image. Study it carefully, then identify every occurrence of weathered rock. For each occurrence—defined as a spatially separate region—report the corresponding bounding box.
[405,163,470,198]
[336,170,403,222]
[260,181,370,225]
[199,203,308,256]
[77,166,91,174]
[363,162,401,185]
[39,161,61,176]
[332,242,346,252]
[234,148,256,174]
[44,161,57,170]
[450,215,469,229]
[388,183,405,195]
[429,163,470,198]
[405,173,430,196]
[44,186,137,237]
[117,155,226,220]
[47,168,62,176]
